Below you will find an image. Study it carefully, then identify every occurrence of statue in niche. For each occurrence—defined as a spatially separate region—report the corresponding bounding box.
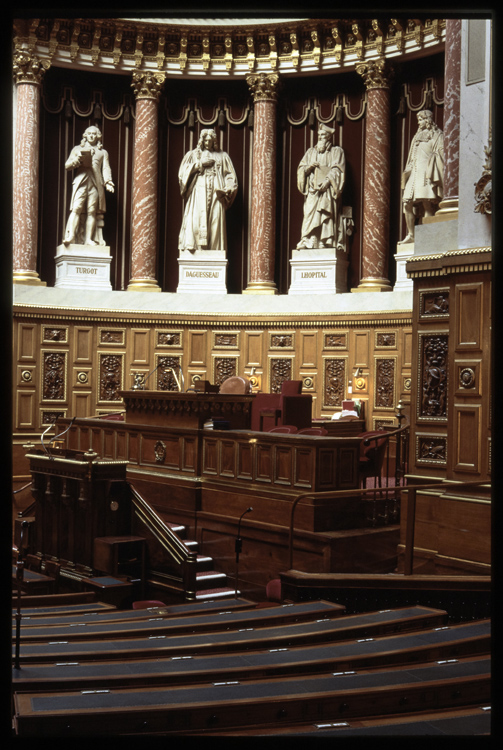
[399,110,444,244]
[178,128,238,252]
[296,123,346,250]
[63,126,115,246]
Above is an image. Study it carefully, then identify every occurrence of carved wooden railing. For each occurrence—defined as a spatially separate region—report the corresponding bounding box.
[129,484,198,600]
[288,479,490,573]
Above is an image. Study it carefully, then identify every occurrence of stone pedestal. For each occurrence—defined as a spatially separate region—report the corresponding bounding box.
[289,247,348,295]
[177,249,227,294]
[55,244,112,291]
[393,241,414,291]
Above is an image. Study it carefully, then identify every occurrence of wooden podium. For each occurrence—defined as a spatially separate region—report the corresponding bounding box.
[120,390,255,430]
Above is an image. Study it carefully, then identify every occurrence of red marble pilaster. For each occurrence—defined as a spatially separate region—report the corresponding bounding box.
[13,51,49,285]
[128,72,165,292]
[437,18,461,215]
[355,58,393,292]
[244,73,280,294]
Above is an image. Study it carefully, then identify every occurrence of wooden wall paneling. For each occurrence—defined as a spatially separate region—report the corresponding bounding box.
[243,330,263,369]
[41,349,67,403]
[72,391,92,420]
[74,326,94,362]
[354,330,370,368]
[130,328,151,366]
[300,330,318,368]
[16,391,37,430]
[213,355,238,386]
[269,355,294,394]
[455,281,483,350]
[42,325,68,345]
[18,323,37,361]
[274,444,294,486]
[189,330,207,369]
[453,404,481,473]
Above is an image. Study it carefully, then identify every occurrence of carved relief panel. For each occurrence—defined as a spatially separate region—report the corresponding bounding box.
[156,355,182,391]
[374,357,396,410]
[416,433,448,466]
[213,356,238,386]
[417,333,449,421]
[270,357,293,393]
[323,357,347,408]
[42,351,67,401]
[99,353,124,402]
[419,288,450,319]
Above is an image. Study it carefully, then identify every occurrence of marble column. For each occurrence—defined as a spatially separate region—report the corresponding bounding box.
[354,58,393,292]
[127,71,165,292]
[243,73,280,295]
[13,50,50,285]
[436,18,461,216]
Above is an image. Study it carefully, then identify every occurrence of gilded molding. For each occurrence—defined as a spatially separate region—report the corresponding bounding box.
[16,18,445,76]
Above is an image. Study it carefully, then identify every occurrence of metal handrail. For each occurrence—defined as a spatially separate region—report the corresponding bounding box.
[288,479,490,573]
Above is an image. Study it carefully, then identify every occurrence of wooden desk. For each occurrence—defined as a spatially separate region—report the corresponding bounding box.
[120,390,255,430]
[13,566,55,595]
[80,576,133,609]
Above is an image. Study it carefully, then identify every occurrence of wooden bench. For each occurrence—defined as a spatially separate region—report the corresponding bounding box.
[12,619,490,693]
[13,605,448,664]
[12,656,491,736]
[13,600,346,643]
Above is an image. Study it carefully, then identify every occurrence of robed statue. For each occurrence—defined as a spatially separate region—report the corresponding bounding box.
[178,128,238,252]
[297,123,346,250]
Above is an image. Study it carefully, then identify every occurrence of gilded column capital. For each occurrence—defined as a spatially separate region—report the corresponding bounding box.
[356,57,393,90]
[131,70,166,101]
[13,50,50,85]
[246,72,280,102]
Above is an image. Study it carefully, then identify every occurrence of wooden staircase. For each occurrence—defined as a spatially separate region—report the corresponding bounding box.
[165,522,236,601]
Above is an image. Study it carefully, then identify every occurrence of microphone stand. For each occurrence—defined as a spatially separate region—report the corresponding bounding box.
[234,507,253,599]
[14,520,29,670]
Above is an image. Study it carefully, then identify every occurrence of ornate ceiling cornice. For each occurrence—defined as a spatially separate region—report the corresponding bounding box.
[13,17,445,78]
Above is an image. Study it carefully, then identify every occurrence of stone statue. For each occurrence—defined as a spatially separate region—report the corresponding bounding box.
[399,110,444,243]
[296,123,346,250]
[63,125,114,246]
[178,128,238,252]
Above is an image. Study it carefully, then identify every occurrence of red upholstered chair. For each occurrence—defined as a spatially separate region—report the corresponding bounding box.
[132,600,165,610]
[297,427,328,435]
[280,380,302,396]
[266,578,282,602]
[267,425,298,434]
[358,430,388,489]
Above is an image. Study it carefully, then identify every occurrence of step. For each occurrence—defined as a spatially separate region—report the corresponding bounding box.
[195,587,238,600]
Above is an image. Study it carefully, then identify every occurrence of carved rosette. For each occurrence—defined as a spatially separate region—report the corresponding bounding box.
[13,50,50,85]
[355,57,393,90]
[131,70,166,100]
[246,72,280,102]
